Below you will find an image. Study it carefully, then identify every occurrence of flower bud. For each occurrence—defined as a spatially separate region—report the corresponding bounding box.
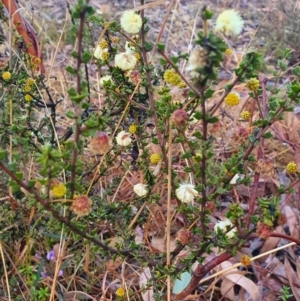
[176,228,192,245]
[70,195,92,216]
[171,109,188,127]
[89,132,111,155]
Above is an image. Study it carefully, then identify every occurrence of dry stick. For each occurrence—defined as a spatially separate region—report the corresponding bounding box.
[246,77,268,227]
[200,89,208,237]
[139,7,169,170]
[149,0,175,62]
[166,122,173,301]
[171,251,233,300]
[69,4,86,199]
[0,242,11,301]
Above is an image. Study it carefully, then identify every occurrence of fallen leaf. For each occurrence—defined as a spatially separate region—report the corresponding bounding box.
[139,267,154,301]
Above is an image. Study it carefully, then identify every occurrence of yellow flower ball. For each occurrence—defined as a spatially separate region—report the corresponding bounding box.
[150,153,160,164]
[240,255,251,266]
[240,110,251,120]
[24,94,33,102]
[286,162,297,174]
[128,124,137,134]
[177,81,186,88]
[116,287,125,297]
[23,85,31,92]
[163,69,181,86]
[2,71,11,81]
[26,77,35,86]
[51,183,67,198]
[225,48,232,55]
[246,78,260,91]
[134,52,140,61]
[224,92,240,106]
[98,38,108,49]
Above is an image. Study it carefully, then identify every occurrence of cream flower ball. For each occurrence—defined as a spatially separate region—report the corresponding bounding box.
[214,219,237,239]
[94,45,109,60]
[99,75,113,87]
[186,47,208,77]
[116,130,132,146]
[133,183,148,197]
[175,183,198,203]
[120,10,142,34]
[215,9,244,36]
[114,52,137,70]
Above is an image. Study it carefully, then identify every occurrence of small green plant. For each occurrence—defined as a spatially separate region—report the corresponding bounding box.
[279,285,293,301]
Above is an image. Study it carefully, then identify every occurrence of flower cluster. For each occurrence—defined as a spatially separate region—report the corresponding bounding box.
[115,51,137,71]
[89,132,111,155]
[215,9,244,36]
[51,182,67,198]
[24,94,33,102]
[128,124,137,134]
[240,255,251,266]
[246,78,260,91]
[99,75,113,87]
[225,48,232,55]
[26,77,35,86]
[2,71,11,81]
[150,153,160,164]
[163,69,181,86]
[133,183,148,197]
[70,195,92,216]
[286,162,297,174]
[255,158,275,178]
[186,47,208,76]
[116,287,125,297]
[240,110,250,120]
[176,228,191,245]
[116,130,132,147]
[214,219,237,239]
[175,183,198,203]
[224,92,240,106]
[120,10,142,34]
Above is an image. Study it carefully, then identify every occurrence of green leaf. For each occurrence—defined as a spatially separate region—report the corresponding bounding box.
[263,131,272,139]
[192,131,202,139]
[70,51,78,58]
[193,111,202,120]
[0,150,7,160]
[70,93,88,103]
[207,116,219,123]
[8,162,17,171]
[81,51,92,63]
[66,110,76,119]
[157,43,165,52]
[67,87,77,97]
[15,172,23,181]
[204,88,215,98]
[65,66,76,74]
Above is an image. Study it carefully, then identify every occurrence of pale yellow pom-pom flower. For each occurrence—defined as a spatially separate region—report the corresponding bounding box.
[133,183,148,197]
[114,52,137,70]
[215,9,244,36]
[120,11,142,34]
[175,183,198,203]
[116,130,132,147]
